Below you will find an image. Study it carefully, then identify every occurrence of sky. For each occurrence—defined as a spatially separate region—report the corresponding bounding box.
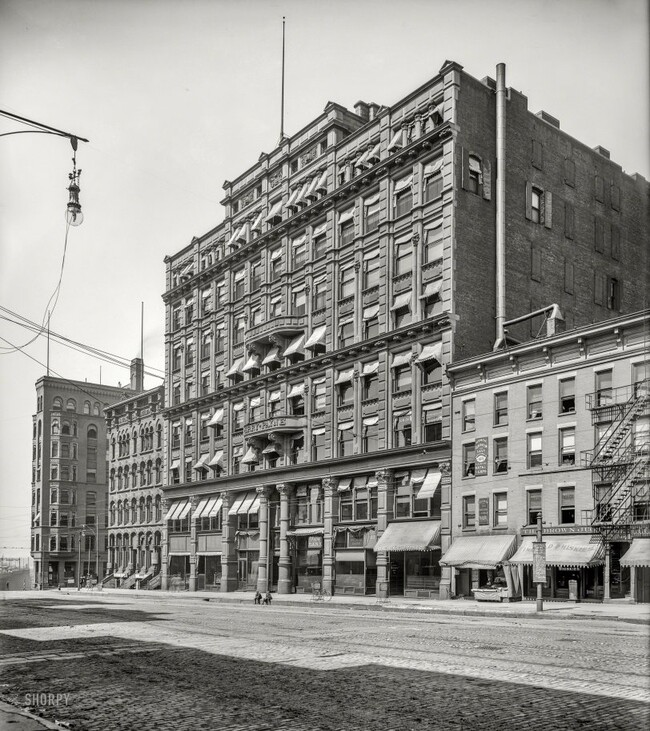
[0,0,648,557]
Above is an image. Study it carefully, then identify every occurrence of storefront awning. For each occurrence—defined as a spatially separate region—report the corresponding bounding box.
[177,501,191,520]
[440,534,518,569]
[620,539,650,568]
[373,520,441,553]
[508,535,605,568]
[238,491,257,514]
[165,499,189,521]
[287,527,325,537]
[249,494,260,514]
[193,498,211,520]
[228,492,247,516]
[208,496,223,517]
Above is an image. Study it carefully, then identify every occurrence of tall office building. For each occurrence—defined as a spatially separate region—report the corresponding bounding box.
[160,60,649,596]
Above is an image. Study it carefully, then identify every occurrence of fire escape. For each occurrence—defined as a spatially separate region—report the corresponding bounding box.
[582,380,650,542]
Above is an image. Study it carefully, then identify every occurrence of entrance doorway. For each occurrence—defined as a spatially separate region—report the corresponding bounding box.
[389,554,404,596]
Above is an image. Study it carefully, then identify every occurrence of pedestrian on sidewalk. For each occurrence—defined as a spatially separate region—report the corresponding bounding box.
[263,591,272,605]
[254,590,262,605]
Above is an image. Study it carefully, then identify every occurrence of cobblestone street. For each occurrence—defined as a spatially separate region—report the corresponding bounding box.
[0,593,648,731]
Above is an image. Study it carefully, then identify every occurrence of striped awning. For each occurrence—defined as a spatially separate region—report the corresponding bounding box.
[620,539,650,568]
[165,499,189,521]
[508,536,605,568]
[373,520,441,552]
[439,535,518,569]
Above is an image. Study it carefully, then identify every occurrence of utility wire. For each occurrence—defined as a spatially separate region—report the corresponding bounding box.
[0,305,164,378]
[0,333,139,406]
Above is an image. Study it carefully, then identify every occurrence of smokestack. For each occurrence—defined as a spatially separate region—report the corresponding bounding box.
[130,358,144,392]
[494,62,507,350]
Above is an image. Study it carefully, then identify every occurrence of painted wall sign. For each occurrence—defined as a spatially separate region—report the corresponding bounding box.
[475,437,489,476]
[478,497,490,525]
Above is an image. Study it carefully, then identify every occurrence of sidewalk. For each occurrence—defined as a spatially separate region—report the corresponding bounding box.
[7,587,649,624]
[0,700,62,730]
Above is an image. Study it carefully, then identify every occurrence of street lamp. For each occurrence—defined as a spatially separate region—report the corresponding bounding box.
[77,523,98,589]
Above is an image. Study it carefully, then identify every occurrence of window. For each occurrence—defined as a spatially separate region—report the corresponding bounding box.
[184,418,194,447]
[393,364,412,393]
[312,277,327,310]
[394,176,413,217]
[527,490,542,525]
[233,269,246,299]
[528,433,543,469]
[233,316,246,345]
[526,183,551,227]
[527,385,543,419]
[292,237,307,269]
[338,424,354,456]
[250,260,263,290]
[268,390,281,417]
[339,319,354,348]
[463,495,476,528]
[232,403,244,432]
[292,287,306,316]
[339,266,355,299]
[467,155,481,194]
[493,493,508,527]
[185,339,194,367]
[363,372,378,401]
[337,380,354,406]
[423,404,442,442]
[493,438,508,474]
[559,487,575,524]
[421,359,442,386]
[364,194,380,232]
[559,428,575,465]
[531,187,542,223]
[393,298,412,329]
[312,224,327,258]
[312,428,326,461]
[462,400,475,432]
[606,277,621,311]
[184,298,194,325]
[270,295,283,318]
[339,212,355,246]
[312,379,326,412]
[394,237,412,275]
[171,422,180,449]
[462,443,475,477]
[423,159,443,202]
[559,378,575,413]
[494,392,508,425]
[269,248,283,281]
[363,251,380,289]
[393,411,411,447]
[595,370,613,406]
[214,326,225,352]
[362,418,378,453]
[363,306,379,339]
[201,286,212,315]
[423,220,443,264]
[216,281,226,307]
[289,436,304,465]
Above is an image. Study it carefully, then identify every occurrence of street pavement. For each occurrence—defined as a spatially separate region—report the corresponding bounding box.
[0,590,648,730]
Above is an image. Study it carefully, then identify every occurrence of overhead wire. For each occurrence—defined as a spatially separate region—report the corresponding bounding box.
[0,305,164,378]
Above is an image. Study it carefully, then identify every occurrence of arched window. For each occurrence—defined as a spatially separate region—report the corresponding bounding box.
[110,469,116,491]
[73,422,78,437]
[146,461,152,486]
[146,496,152,522]
[155,496,162,522]
[117,468,123,490]
[38,420,42,437]
[132,431,138,453]
[110,502,116,525]
[155,459,162,484]
[139,498,145,523]
[53,397,63,410]
[156,424,162,449]
[83,401,91,415]
[88,425,97,439]
[93,403,100,416]
[52,420,60,435]
[111,439,116,459]
[117,501,123,524]
[67,399,77,412]
[61,421,70,435]
[131,499,137,523]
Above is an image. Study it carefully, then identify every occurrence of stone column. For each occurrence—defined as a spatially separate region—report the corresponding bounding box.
[277,483,293,594]
[629,566,637,603]
[322,476,338,594]
[188,496,199,592]
[603,543,611,602]
[375,469,394,597]
[256,486,272,593]
[220,492,239,592]
[160,498,169,590]
[438,461,453,599]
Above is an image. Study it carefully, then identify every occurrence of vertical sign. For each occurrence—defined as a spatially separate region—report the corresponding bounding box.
[478,497,490,525]
[532,541,547,584]
[475,437,489,476]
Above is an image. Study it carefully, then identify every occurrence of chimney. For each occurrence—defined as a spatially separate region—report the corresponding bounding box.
[130,358,144,392]
[368,103,380,120]
[354,101,369,122]
[593,145,610,159]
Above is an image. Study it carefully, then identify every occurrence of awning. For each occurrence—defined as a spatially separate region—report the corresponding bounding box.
[363,415,379,426]
[391,292,411,311]
[423,158,443,177]
[364,192,380,206]
[388,128,404,150]
[208,496,223,517]
[339,208,355,224]
[291,233,307,248]
[373,520,442,552]
[508,535,605,568]
[394,175,413,193]
[208,408,224,427]
[355,148,371,168]
[266,199,283,221]
[228,226,243,248]
[362,360,379,375]
[315,169,328,193]
[242,354,261,372]
[392,351,412,368]
[228,492,247,516]
[287,527,325,537]
[285,188,301,208]
[620,539,650,568]
[164,500,187,521]
[283,333,305,357]
[193,498,211,520]
[338,421,354,431]
[287,382,305,399]
[193,454,210,471]
[416,342,443,364]
[305,325,327,349]
[468,156,482,173]
[249,396,261,408]
[238,491,257,514]
[208,450,224,467]
[241,446,259,465]
[368,143,381,162]
[439,534,518,569]
[226,358,244,378]
[268,389,281,402]
[419,280,443,300]
[363,304,380,321]
[337,478,352,492]
[335,368,354,385]
[251,209,265,231]
[248,495,260,514]
[416,470,441,499]
[263,346,282,365]
[177,501,192,520]
[312,221,327,237]
[169,459,181,471]
[262,442,280,454]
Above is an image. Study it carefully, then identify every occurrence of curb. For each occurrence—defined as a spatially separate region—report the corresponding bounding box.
[0,700,65,730]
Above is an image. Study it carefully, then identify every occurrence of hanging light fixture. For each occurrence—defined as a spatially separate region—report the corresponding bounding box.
[65,136,83,226]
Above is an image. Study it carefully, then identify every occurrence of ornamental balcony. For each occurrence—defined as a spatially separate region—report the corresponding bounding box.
[246,315,306,347]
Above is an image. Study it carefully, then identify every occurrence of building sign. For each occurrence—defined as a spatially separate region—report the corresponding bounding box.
[532,541,547,584]
[307,536,322,550]
[475,437,489,477]
[521,525,594,536]
[478,497,490,525]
